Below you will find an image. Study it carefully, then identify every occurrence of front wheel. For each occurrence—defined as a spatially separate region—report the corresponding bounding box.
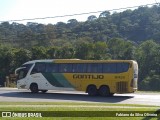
[30,84,39,93]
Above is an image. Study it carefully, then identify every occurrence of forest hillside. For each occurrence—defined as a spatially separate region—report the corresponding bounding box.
[0,5,160,90]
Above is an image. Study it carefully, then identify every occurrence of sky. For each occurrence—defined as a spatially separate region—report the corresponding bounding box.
[0,0,159,25]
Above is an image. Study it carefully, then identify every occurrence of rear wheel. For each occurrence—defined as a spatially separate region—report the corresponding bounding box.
[98,85,110,96]
[30,84,39,93]
[87,85,97,96]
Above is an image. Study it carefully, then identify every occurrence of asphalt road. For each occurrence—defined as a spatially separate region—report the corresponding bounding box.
[0,87,160,106]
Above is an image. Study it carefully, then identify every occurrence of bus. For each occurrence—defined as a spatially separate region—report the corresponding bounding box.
[15,59,138,96]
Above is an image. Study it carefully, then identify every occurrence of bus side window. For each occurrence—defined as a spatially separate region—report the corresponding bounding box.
[31,68,38,74]
[59,64,72,73]
[46,63,59,73]
[116,63,123,73]
[31,63,46,74]
[116,63,130,73]
[73,63,87,73]
[87,63,102,73]
[123,63,129,72]
[103,63,116,73]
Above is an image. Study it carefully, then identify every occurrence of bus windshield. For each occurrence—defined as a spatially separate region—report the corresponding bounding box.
[16,63,33,80]
[17,68,28,79]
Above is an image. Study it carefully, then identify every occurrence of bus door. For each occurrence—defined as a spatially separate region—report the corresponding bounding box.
[16,67,29,88]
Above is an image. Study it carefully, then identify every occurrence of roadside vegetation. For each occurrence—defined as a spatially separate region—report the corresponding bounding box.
[0,5,160,91]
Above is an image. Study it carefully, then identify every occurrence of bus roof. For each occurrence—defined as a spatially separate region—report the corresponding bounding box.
[23,59,136,65]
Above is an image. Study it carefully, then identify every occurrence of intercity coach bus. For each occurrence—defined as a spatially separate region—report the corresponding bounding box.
[15,59,138,96]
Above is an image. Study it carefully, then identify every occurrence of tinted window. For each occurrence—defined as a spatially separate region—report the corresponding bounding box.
[116,63,129,73]
[122,63,129,72]
[73,63,87,73]
[32,62,46,73]
[17,68,28,79]
[87,63,102,73]
[103,63,116,73]
[30,62,130,74]
[117,63,123,73]
[22,63,33,70]
[59,64,72,73]
[46,63,59,73]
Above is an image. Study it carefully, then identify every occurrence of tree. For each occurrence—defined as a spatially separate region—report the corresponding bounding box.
[45,24,56,40]
[31,46,47,59]
[107,38,135,60]
[46,46,58,59]
[87,15,97,21]
[59,45,75,59]
[92,42,110,60]
[0,45,14,84]
[67,19,78,28]
[47,45,75,59]
[13,48,32,67]
[75,41,94,59]
[140,73,160,91]
[99,11,110,18]
[135,40,160,83]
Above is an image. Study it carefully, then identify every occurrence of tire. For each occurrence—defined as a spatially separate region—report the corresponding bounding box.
[87,85,97,96]
[98,85,110,97]
[30,83,39,93]
[41,90,48,93]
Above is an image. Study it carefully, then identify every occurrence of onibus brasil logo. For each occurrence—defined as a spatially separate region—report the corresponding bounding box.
[2,112,42,117]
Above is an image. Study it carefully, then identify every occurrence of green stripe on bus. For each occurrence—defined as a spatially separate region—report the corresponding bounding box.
[54,74,74,88]
[42,73,73,88]
[42,73,63,87]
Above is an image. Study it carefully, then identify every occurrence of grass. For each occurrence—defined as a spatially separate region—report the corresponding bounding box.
[0,101,157,106]
[0,102,159,120]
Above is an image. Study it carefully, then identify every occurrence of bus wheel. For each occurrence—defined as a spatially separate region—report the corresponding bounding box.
[41,90,48,93]
[98,85,110,97]
[87,85,97,96]
[30,83,39,93]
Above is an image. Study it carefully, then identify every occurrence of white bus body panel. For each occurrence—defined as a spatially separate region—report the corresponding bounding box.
[17,73,75,91]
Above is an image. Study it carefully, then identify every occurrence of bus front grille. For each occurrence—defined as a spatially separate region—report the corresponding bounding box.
[116,82,128,93]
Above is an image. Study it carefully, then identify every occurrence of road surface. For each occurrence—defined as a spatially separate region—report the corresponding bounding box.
[0,87,159,106]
